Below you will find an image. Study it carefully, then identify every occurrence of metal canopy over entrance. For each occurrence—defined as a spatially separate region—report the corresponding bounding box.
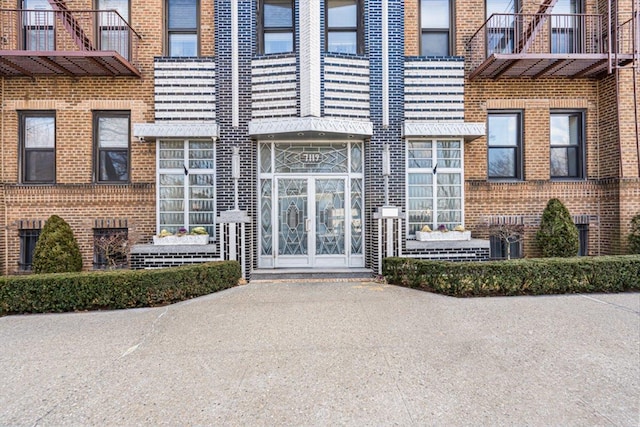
[258,142,364,269]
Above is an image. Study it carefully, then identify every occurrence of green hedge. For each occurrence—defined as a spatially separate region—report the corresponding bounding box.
[0,261,241,316]
[383,256,640,297]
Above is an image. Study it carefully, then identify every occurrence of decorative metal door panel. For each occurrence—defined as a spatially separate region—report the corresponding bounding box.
[277,179,309,262]
[259,142,364,269]
[315,179,345,256]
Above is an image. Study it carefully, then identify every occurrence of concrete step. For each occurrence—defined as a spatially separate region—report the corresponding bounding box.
[250,268,374,282]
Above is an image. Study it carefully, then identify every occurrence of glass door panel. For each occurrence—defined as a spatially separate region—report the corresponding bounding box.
[278,178,309,259]
[315,179,345,256]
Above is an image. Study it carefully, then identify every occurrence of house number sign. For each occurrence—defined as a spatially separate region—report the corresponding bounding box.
[299,152,322,164]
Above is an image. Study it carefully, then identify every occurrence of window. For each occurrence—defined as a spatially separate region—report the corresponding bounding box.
[487,112,522,180]
[93,228,129,269]
[94,111,130,183]
[96,0,130,59]
[551,0,583,53]
[489,235,522,259]
[550,111,584,179]
[20,111,55,184]
[21,0,54,51]
[166,0,198,57]
[326,0,363,54]
[420,0,452,56]
[407,140,464,237]
[259,0,294,54]
[577,223,588,256]
[19,228,41,271]
[158,140,216,238]
[486,0,519,54]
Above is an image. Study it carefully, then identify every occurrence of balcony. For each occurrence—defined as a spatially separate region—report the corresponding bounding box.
[0,9,141,78]
[467,13,635,79]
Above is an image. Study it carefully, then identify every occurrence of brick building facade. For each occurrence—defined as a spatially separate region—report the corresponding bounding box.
[0,0,638,277]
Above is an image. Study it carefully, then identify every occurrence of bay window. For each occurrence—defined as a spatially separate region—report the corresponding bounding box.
[407,140,464,237]
[158,140,215,238]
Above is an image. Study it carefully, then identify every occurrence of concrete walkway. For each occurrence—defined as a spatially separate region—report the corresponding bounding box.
[1,281,638,426]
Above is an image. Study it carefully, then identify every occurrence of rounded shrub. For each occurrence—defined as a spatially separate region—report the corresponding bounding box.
[32,215,83,274]
[629,214,640,254]
[535,198,579,257]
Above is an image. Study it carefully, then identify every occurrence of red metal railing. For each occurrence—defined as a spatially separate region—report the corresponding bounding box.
[467,13,605,70]
[0,9,141,65]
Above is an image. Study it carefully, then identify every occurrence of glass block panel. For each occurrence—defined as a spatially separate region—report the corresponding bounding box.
[408,141,433,169]
[437,140,461,168]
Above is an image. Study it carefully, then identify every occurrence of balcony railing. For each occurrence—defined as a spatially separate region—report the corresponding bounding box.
[466,13,631,79]
[0,9,141,77]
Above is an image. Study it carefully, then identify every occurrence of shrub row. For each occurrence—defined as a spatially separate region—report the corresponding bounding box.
[383,256,640,297]
[0,261,241,316]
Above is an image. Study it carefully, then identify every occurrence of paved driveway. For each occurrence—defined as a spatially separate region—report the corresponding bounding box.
[1,281,638,426]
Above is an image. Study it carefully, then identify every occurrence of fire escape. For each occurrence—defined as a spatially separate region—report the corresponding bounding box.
[0,0,141,77]
[467,0,639,79]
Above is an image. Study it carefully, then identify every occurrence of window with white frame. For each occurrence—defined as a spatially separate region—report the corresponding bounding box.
[407,139,464,237]
[157,140,215,238]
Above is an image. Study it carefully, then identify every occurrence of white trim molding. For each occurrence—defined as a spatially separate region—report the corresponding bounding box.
[231,0,239,127]
[248,117,373,138]
[299,0,321,117]
[403,122,485,142]
[133,122,219,141]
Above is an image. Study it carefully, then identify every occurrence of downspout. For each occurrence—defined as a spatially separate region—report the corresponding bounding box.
[2,75,8,274]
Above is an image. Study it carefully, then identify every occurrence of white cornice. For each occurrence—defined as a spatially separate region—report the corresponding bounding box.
[248,117,374,138]
[133,122,219,141]
[403,122,486,142]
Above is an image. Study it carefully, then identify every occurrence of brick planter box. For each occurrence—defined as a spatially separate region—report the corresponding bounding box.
[415,231,471,241]
[153,235,209,245]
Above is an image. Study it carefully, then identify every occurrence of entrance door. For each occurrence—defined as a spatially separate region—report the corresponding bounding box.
[275,177,348,268]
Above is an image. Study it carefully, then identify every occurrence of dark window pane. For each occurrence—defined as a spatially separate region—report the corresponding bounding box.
[168,0,196,29]
[19,229,40,271]
[327,31,357,54]
[327,0,357,27]
[421,32,449,56]
[421,0,449,28]
[264,0,292,27]
[264,32,293,54]
[550,147,569,176]
[488,148,516,177]
[25,150,55,182]
[99,150,128,181]
[577,223,588,256]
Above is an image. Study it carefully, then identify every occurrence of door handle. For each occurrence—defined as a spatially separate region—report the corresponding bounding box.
[305,218,311,232]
